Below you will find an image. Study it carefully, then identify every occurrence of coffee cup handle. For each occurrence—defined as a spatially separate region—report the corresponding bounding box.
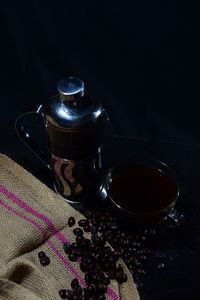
[164,208,184,227]
[15,104,51,169]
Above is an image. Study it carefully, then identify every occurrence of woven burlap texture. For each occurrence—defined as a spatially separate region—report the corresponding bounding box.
[0,154,140,300]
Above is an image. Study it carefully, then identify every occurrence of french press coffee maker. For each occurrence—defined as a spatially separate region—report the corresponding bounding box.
[16,77,107,204]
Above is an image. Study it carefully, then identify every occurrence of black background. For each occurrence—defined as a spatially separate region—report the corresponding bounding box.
[1,1,200,148]
[1,1,200,299]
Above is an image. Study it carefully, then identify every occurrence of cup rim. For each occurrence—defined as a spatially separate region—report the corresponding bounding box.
[105,157,180,217]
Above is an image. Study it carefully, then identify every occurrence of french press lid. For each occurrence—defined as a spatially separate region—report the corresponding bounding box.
[44,77,103,129]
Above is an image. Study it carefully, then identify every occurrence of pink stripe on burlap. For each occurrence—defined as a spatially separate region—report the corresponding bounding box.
[0,199,46,239]
[0,185,119,300]
[0,185,68,244]
[47,240,86,287]
[0,198,86,287]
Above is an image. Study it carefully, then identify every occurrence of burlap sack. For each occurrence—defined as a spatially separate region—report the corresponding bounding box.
[0,154,140,300]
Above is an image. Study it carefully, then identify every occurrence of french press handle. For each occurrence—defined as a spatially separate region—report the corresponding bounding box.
[15,104,51,169]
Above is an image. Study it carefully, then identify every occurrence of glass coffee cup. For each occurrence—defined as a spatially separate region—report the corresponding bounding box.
[105,158,182,225]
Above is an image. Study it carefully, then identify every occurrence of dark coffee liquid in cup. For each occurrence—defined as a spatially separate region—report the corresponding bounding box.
[109,166,178,213]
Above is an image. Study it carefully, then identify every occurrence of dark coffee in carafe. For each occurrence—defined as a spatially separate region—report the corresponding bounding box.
[44,78,105,203]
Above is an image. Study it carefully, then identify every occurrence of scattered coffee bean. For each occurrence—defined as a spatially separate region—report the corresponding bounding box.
[103,277,110,286]
[78,219,89,227]
[83,210,92,218]
[68,217,75,227]
[71,243,79,249]
[135,280,143,290]
[82,255,93,265]
[140,255,147,262]
[68,253,78,262]
[80,262,88,272]
[136,268,146,276]
[63,242,71,254]
[76,236,85,244]
[40,256,50,266]
[71,278,79,289]
[157,262,165,271]
[96,282,107,294]
[59,289,68,299]
[148,228,156,236]
[91,225,97,234]
[72,249,82,257]
[143,248,152,254]
[38,251,46,259]
[155,251,166,259]
[63,209,168,299]
[107,271,115,280]
[84,285,95,296]
[83,225,91,232]
[73,284,82,296]
[97,295,106,300]
[73,228,84,237]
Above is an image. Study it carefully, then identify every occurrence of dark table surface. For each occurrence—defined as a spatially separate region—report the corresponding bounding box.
[3,134,200,300]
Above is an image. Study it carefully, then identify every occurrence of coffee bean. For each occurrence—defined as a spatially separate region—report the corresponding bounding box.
[73,228,84,237]
[91,225,97,234]
[140,255,147,262]
[73,284,82,296]
[107,256,115,264]
[83,210,92,218]
[155,251,166,259]
[71,243,79,249]
[72,249,82,257]
[82,255,93,265]
[137,268,146,276]
[59,289,74,299]
[122,274,128,282]
[40,256,50,266]
[83,238,91,247]
[134,260,142,267]
[68,253,78,262]
[135,280,143,290]
[84,273,90,285]
[80,262,88,272]
[71,278,79,289]
[148,228,156,236]
[157,262,165,270]
[83,225,91,232]
[87,296,96,300]
[58,289,68,299]
[123,252,130,259]
[78,219,89,227]
[68,217,75,227]
[76,236,85,244]
[97,296,105,300]
[90,273,98,283]
[38,251,46,259]
[84,285,95,296]
[63,242,71,254]
[107,271,115,280]
[143,248,152,255]
[103,277,110,286]
[115,271,123,282]
[96,282,107,294]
